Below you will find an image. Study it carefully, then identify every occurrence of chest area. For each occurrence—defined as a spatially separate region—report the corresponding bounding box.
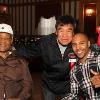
[0,58,23,81]
[75,58,99,89]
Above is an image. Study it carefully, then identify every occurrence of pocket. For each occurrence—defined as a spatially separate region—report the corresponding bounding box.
[6,81,23,98]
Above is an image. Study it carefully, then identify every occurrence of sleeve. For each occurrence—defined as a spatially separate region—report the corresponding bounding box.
[15,39,41,59]
[62,69,79,100]
[18,59,33,100]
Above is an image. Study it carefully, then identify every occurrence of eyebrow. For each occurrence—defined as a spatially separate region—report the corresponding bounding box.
[72,40,86,43]
[68,27,73,30]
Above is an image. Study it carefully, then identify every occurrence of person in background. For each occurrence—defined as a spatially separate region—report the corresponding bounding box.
[15,15,77,100]
[0,23,33,100]
[90,32,99,49]
[62,32,100,100]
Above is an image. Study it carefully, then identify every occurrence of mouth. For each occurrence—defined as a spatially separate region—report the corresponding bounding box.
[0,44,5,47]
[59,38,68,41]
[75,50,83,56]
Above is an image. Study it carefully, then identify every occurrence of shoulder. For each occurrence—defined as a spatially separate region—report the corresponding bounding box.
[90,44,100,55]
[91,49,100,58]
[39,33,57,46]
[41,33,56,41]
[12,50,28,63]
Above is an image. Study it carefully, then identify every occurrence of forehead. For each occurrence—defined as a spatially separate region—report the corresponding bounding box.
[0,32,12,37]
[57,24,74,29]
[72,34,88,42]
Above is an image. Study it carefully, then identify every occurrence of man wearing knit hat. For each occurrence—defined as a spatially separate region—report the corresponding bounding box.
[0,23,33,100]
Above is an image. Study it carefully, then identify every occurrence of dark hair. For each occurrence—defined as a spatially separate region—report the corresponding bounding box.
[55,15,76,29]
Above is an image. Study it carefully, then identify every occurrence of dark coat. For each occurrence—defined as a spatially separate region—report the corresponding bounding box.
[16,33,74,94]
[0,51,33,100]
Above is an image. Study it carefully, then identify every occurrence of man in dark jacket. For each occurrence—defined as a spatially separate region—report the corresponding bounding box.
[0,23,33,100]
[16,15,76,100]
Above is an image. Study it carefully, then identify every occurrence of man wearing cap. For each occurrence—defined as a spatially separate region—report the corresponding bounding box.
[0,23,33,100]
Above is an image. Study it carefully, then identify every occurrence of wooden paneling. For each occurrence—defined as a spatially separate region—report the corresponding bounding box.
[0,0,80,36]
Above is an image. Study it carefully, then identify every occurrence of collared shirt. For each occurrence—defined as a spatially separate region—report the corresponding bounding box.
[62,50,100,100]
[57,39,67,58]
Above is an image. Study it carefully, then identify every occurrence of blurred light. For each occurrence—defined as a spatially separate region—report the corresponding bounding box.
[96,26,100,34]
[96,26,100,47]
[85,8,95,16]
[2,6,7,13]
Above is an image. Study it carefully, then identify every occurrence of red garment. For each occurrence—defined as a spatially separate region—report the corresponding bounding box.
[97,33,100,47]
[96,26,100,47]
[69,62,76,70]
[69,59,76,70]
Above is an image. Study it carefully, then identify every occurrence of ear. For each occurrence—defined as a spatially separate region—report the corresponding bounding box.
[88,41,91,47]
[55,31,57,35]
[11,36,13,44]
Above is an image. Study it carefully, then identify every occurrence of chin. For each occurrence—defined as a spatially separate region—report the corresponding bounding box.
[76,54,83,58]
[77,56,83,59]
[61,44,68,46]
[62,42,69,46]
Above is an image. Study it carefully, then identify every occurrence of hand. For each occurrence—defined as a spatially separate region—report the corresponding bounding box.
[90,69,100,88]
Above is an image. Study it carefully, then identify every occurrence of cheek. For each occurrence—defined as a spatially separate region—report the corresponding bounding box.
[82,45,88,49]
[5,41,12,47]
[65,33,73,39]
[68,34,73,38]
[69,36,73,40]
[58,32,62,37]
[66,35,73,42]
[72,47,76,52]
[57,34,62,40]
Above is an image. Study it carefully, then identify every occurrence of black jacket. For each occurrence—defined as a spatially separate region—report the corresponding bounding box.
[16,33,74,94]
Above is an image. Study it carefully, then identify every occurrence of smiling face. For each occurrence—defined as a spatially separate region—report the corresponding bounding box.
[0,32,13,52]
[72,33,90,62]
[56,24,74,46]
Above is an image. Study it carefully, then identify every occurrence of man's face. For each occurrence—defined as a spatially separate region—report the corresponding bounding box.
[72,33,90,60]
[56,24,74,46]
[0,32,13,52]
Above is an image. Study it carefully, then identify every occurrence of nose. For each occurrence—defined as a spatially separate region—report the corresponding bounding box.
[62,33,70,38]
[75,44,80,50]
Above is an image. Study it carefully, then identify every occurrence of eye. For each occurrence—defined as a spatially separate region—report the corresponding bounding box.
[72,43,76,47]
[80,42,85,45]
[58,29,64,33]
